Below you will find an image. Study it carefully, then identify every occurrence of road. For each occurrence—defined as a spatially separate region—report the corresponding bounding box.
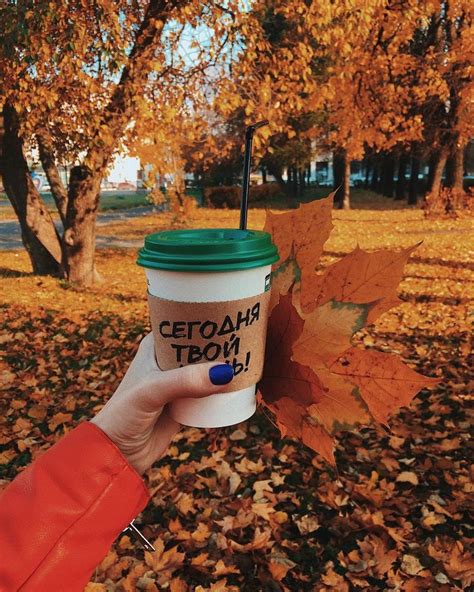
[0,206,155,250]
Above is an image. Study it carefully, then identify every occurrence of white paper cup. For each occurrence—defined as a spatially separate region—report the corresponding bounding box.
[146,265,271,427]
[137,228,278,428]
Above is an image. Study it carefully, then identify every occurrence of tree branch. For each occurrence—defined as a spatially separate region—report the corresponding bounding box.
[36,127,68,227]
[86,0,190,174]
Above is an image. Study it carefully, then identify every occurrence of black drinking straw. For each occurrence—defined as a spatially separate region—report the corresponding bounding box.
[240,120,269,230]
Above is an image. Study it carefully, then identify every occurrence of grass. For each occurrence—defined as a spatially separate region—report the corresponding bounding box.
[0,187,413,221]
[0,191,153,221]
[1,197,472,328]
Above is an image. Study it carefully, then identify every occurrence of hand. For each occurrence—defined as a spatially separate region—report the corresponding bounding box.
[90,333,234,474]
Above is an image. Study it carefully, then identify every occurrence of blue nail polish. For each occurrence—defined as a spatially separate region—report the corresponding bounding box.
[209,364,234,385]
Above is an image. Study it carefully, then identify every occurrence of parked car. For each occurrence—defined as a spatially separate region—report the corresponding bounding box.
[101,180,118,190]
[117,181,137,190]
[463,175,474,190]
[350,175,365,188]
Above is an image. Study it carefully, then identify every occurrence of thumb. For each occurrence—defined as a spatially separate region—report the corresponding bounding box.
[143,362,235,409]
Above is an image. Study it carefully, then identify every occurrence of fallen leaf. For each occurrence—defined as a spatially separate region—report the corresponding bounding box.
[228,527,273,552]
[396,471,419,485]
[295,514,320,534]
[268,555,296,581]
[401,554,425,576]
[175,493,196,516]
[170,578,189,592]
[48,412,72,432]
[27,405,47,421]
[444,541,474,587]
[253,479,273,501]
[191,522,212,543]
[252,502,275,520]
[213,559,240,576]
[145,539,185,574]
[229,428,246,440]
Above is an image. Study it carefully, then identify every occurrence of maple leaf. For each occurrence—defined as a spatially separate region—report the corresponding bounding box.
[330,348,440,426]
[293,298,372,365]
[259,194,438,462]
[264,193,335,312]
[145,538,185,574]
[258,292,336,463]
[259,293,325,408]
[301,244,420,322]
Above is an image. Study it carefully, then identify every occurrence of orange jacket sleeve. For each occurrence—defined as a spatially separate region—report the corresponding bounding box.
[0,421,150,592]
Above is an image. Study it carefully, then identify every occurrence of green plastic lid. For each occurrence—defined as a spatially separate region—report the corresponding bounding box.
[137,228,279,272]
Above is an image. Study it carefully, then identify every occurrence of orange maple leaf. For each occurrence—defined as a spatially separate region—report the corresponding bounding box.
[330,348,440,426]
[264,192,335,313]
[259,194,438,463]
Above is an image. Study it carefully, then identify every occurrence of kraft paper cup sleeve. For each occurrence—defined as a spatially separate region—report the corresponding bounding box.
[147,291,271,391]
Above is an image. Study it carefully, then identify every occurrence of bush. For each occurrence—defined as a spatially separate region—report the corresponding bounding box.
[204,183,282,209]
[249,183,281,203]
[204,186,240,209]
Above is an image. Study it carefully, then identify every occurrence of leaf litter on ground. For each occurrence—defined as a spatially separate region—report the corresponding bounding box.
[1,197,472,591]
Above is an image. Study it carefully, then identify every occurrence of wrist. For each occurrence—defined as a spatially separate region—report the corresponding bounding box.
[89,416,145,474]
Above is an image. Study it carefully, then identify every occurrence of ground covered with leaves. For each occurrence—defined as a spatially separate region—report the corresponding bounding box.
[1,203,473,591]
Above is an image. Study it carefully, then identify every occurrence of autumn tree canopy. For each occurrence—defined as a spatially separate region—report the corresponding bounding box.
[213,0,473,207]
[0,0,238,285]
[0,0,472,283]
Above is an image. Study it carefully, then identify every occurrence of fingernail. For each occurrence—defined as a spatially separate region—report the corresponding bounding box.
[209,364,234,385]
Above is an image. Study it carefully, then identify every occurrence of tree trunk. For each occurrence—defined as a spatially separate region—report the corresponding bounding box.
[427,152,437,192]
[445,154,455,188]
[375,163,383,193]
[370,162,379,191]
[292,167,298,199]
[261,167,267,184]
[62,166,101,286]
[61,0,184,286]
[450,145,464,191]
[364,159,371,189]
[395,154,409,200]
[333,149,344,204]
[381,153,395,197]
[429,149,449,199]
[335,149,350,209]
[408,157,420,205]
[342,152,350,210]
[298,168,305,194]
[266,162,286,192]
[0,103,61,275]
[36,128,68,225]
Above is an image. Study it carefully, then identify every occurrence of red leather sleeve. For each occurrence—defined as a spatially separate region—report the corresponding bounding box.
[0,421,150,591]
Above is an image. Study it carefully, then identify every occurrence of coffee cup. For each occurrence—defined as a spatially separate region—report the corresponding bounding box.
[137,228,278,428]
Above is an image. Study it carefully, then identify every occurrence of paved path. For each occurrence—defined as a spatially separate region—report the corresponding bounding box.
[0,206,155,250]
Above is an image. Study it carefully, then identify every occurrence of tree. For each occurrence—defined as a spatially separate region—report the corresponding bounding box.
[217,1,444,209]
[0,0,237,285]
[407,1,473,211]
[0,106,62,274]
